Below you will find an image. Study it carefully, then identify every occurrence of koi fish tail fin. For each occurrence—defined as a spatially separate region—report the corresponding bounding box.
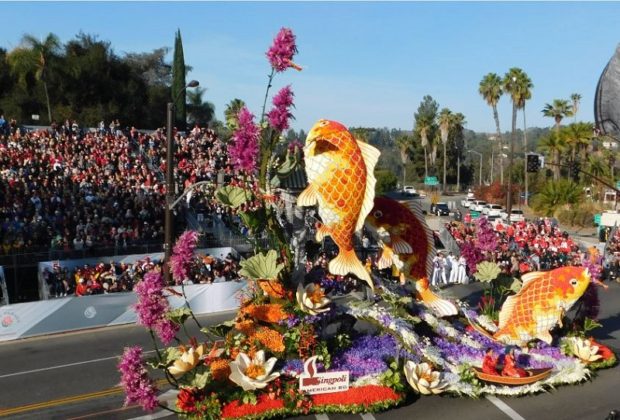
[329,248,374,291]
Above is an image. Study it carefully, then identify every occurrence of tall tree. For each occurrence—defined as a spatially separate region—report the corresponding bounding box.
[7,33,60,123]
[503,67,529,215]
[171,29,187,129]
[413,95,439,179]
[538,132,566,181]
[570,93,582,122]
[542,98,573,180]
[478,73,504,183]
[187,87,215,127]
[438,108,452,191]
[562,122,594,161]
[450,112,466,191]
[515,73,533,205]
[224,98,246,131]
[396,135,413,187]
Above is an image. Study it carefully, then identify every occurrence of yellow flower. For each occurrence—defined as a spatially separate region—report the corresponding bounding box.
[569,337,603,363]
[167,344,207,377]
[229,350,280,391]
[296,283,331,315]
[403,361,448,395]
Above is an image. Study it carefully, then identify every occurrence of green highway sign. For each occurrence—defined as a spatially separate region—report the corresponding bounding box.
[470,211,480,218]
[594,214,601,226]
[424,176,439,186]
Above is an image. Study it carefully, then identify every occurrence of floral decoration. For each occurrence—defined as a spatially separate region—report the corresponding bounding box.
[229,350,280,391]
[403,361,448,395]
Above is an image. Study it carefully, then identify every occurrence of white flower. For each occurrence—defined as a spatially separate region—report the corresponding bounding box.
[568,337,603,363]
[404,361,448,395]
[296,283,331,315]
[228,350,280,391]
[167,344,207,377]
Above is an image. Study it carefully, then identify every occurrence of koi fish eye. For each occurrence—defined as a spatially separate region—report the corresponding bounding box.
[319,120,329,126]
[570,278,578,286]
[373,210,383,218]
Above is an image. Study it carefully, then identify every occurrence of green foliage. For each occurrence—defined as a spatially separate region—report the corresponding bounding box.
[146,346,181,370]
[166,307,192,325]
[315,340,332,369]
[531,179,583,216]
[172,29,187,129]
[457,364,481,390]
[474,262,501,283]
[238,250,284,281]
[201,320,235,340]
[380,360,406,392]
[216,185,251,209]
[375,169,398,194]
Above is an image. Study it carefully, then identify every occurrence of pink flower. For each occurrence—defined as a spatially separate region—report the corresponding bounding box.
[170,230,200,284]
[134,271,179,344]
[267,86,295,132]
[229,107,260,173]
[266,28,300,72]
[118,346,159,411]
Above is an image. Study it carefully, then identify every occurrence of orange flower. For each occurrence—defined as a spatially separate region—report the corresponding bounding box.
[235,320,256,335]
[210,358,231,382]
[257,279,288,299]
[252,327,285,353]
[244,304,289,324]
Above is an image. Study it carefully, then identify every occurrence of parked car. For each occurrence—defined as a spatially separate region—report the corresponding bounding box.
[432,202,450,216]
[403,186,417,196]
[471,200,487,212]
[461,197,476,208]
[501,209,525,222]
[486,204,504,218]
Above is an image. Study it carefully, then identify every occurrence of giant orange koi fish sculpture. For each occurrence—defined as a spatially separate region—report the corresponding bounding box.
[297,119,380,289]
[493,266,606,346]
[365,196,457,317]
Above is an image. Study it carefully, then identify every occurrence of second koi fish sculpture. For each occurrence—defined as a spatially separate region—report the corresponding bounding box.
[297,119,380,289]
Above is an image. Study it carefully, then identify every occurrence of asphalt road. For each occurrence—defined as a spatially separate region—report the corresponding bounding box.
[1,280,618,420]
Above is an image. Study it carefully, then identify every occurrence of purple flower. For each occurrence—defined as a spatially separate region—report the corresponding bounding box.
[282,359,304,377]
[267,86,295,132]
[229,107,260,173]
[475,217,498,253]
[170,230,200,284]
[332,335,397,379]
[134,271,179,344]
[266,28,299,72]
[118,346,159,411]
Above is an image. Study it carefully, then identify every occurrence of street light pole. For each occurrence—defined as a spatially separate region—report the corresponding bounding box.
[164,80,199,285]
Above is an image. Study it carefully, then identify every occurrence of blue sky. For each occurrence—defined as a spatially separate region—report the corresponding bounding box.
[1,2,619,133]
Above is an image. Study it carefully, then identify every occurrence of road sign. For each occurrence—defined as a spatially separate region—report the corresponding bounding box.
[470,211,480,218]
[594,214,601,226]
[616,181,620,190]
[424,176,439,186]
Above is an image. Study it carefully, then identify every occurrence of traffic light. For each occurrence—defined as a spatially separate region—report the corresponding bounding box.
[526,154,540,173]
[569,161,581,182]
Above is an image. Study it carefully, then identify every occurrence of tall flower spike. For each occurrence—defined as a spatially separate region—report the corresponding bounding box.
[134,271,179,344]
[267,86,295,132]
[229,107,260,173]
[170,230,200,284]
[118,346,159,411]
[266,28,300,72]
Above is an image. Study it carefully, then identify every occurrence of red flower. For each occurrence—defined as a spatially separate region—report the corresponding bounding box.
[177,388,200,413]
[589,338,616,361]
[312,385,401,407]
[221,394,285,418]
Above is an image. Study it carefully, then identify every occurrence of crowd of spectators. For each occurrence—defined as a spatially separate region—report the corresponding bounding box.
[0,118,240,257]
[445,217,588,278]
[43,251,241,298]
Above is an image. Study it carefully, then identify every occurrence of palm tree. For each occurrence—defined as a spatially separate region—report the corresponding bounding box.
[542,99,573,135]
[396,135,412,187]
[570,93,582,122]
[479,73,504,183]
[187,87,215,127]
[7,33,61,123]
[561,122,594,161]
[531,179,583,217]
[503,67,529,215]
[538,132,567,180]
[438,108,452,191]
[417,121,431,178]
[450,112,466,191]
[224,98,246,130]
[513,73,533,205]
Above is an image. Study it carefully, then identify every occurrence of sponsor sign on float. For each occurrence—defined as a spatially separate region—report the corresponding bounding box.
[299,356,349,395]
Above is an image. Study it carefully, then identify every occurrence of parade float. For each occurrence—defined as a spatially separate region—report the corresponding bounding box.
[118,28,617,419]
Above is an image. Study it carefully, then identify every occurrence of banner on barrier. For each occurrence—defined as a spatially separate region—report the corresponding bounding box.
[0,281,246,342]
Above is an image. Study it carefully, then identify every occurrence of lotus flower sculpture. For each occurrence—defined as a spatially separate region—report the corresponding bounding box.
[229,350,280,391]
[404,361,448,395]
[568,337,603,363]
[167,344,208,377]
[296,283,331,315]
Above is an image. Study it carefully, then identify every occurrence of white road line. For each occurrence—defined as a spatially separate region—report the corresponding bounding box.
[0,350,156,379]
[485,395,526,420]
[315,415,330,420]
[361,414,376,420]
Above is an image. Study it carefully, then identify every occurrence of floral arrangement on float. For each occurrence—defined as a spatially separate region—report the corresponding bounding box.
[118,28,616,419]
